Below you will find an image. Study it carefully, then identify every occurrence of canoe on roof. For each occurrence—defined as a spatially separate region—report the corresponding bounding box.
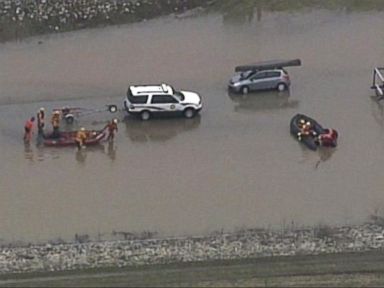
[235,59,302,72]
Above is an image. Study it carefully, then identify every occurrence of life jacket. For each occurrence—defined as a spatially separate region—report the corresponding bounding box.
[319,129,338,147]
[75,130,87,143]
[51,114,60,128]
[300,122,312,135]
[24,119,33,131]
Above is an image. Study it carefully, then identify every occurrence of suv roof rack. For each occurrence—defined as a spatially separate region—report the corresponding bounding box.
[130,83,172,95]
[235,59,301,72]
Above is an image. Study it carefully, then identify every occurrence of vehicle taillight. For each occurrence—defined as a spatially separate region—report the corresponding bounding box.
[283,74,290,81]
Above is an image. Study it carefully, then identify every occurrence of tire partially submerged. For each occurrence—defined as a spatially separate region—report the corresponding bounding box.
[183,108,196,119]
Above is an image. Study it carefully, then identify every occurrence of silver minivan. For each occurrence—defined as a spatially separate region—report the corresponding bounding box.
[228,69,290,94]
[228,59,301,94]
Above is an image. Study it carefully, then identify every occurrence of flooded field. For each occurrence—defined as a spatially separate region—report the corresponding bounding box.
[1,2,384,243]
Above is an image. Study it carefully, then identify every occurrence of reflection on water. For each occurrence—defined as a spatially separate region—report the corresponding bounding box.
[23,142,33,161]
[74,143,117,163]
[124,116,201,143]
[228,91,299,113]
[370,96,384,128]
[26,138,118,163]
[75,149,87,164]
[315,148,337,170]
[24,138,48,162]
[106,141,117,161]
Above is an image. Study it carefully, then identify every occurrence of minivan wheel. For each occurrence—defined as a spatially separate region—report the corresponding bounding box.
[277,83,287,92]
[140,111,151,121]
[241,86,249,94]
[184,108,196,119]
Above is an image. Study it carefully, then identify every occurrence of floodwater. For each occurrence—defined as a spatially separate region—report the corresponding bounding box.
[1,4,384,242]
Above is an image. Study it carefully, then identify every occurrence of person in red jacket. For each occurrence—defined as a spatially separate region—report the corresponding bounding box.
[23,117,35,142]
[318,129,338,147]
[106,118,118,141]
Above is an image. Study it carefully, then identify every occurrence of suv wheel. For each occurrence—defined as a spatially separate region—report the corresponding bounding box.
[140,111,151,121]
[241,86,249,94]
[277,83,287,92]
[184,108,196,119]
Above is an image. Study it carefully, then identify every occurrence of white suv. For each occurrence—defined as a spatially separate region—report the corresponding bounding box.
[124,84,202,120]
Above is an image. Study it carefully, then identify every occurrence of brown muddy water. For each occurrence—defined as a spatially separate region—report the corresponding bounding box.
[1,7,384,243]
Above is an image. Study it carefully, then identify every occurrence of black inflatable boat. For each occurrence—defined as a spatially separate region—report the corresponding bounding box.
[290,114,338,151]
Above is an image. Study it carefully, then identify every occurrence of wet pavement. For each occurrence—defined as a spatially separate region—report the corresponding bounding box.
[1,4,384,243]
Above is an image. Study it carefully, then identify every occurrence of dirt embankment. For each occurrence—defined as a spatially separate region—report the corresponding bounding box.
[0,0,214,42]
[2,222,384,276]
[1,250,384,287]
[3,0,384,43]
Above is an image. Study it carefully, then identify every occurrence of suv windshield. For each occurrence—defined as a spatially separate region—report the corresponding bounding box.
[173,91,185,101]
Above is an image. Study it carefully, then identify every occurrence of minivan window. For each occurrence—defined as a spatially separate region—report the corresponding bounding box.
[252,72,268,80]
[267,71,281,78]
[241,71,254,79]
[151,95,178,104]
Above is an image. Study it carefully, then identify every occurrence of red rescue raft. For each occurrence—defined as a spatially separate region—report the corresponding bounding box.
[43,126,109,147]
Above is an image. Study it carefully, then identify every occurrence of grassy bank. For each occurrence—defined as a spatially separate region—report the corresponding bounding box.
[2,0,384,43]
[1,251,384,287]
[0,0,213,42]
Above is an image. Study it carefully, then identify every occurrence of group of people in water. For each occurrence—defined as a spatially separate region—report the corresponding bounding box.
[296,119,316,141]
[23,107,46,142]
[296,117,337,147]
[23,107,118,150]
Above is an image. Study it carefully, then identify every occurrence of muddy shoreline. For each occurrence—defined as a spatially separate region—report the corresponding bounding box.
[0,0,214,42]
[2,0,384,43]
[2,221,384,274]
